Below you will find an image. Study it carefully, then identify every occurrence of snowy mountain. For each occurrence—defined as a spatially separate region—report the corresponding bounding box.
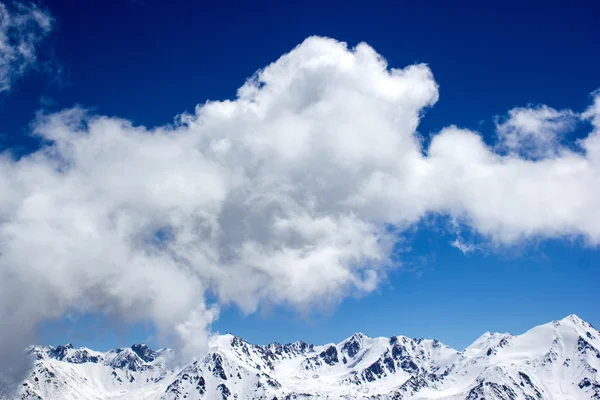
[3,314,599,399]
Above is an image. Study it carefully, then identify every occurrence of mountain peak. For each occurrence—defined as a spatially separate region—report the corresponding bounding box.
[562,313,585,324]
[550,314,594,331]
[351,332,368,339]
[131,343,157,362]
[48,343,75,360]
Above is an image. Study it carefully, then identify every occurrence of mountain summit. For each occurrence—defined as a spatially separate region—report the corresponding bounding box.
[5,315,600,399]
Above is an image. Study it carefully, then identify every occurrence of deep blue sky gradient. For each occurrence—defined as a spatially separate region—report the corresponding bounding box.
[4,0,599,351]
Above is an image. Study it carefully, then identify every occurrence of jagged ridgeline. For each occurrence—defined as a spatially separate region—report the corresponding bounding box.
[4,315,600,399]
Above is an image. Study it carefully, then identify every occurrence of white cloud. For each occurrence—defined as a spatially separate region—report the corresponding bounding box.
[495,105,578,158]
[450,237,477,255]
[0,1,53,92]
[448,219,479,255]
[0,36,599,388]
[582,89,600,129]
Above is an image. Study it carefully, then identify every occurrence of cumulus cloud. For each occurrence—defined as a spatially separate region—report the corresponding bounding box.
[495,105,578,158]
[0,1,53,92]
[0,36,599,389]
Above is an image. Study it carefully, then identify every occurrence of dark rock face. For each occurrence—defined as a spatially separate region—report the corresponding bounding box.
[109,351,145,372]
[319,346,338,366]
[363,359,385,382]
[164,373,206,397]
[518,372,533,387]
[49,344,73,360]
[342,336,361,358]
[47,344,103,364]
[391,340,409,360]
[267,376,281,388]
[466,381,518,400]
[580,377,593,388]
[389,341,420,374]
[217,383,231,399]
[394,375,431,398]
[518,372,543,398]
[265,341,315,362]
[211,353,228,380]
[382,352,396,373]
[131,344,157,362]
[196,376,206,394]
[68,349,102,364]
[578,336,600,358]
[579,377,600,399]
[400,359,418,373]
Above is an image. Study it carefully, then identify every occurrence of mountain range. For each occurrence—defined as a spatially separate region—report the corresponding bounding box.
[3,314,600,399]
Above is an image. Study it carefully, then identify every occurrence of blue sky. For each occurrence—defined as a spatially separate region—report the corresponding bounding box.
[2,0,600,353]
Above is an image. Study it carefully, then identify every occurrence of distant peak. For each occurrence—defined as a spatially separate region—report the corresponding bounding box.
[562,314,583,322]
[342,333,368,358]
[230,335,248,347]
[48,343,75,360]
[130,343,157,362]
[482,330,508,337]
[349,332,368,341]
[552,314,588,328]
[555,314,596,331]
[219,333,236,342]
[131,343,153,351]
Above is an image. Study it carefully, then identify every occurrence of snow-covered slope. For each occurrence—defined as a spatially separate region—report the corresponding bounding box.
[2,315,599,399]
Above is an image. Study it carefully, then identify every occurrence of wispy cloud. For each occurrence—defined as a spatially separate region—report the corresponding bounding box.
[0,1,53,92]
[38,95,55,107]
[450,237,478,255]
